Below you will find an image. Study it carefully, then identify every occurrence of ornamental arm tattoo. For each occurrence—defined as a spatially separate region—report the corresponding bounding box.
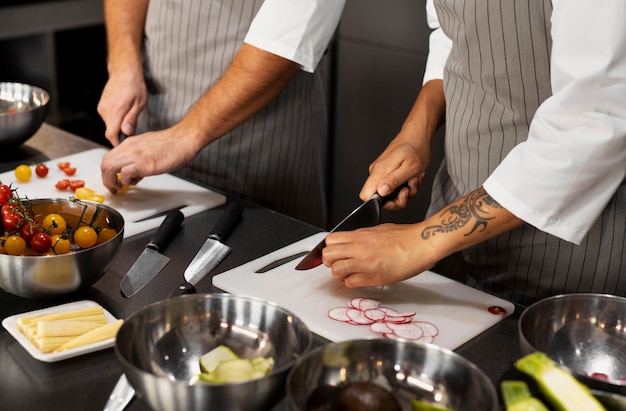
[422,187,502,239]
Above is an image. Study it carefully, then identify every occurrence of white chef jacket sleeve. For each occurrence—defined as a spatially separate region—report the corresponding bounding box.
[483,0,626,244]
[244,0,345,73]
[422,0,451,84]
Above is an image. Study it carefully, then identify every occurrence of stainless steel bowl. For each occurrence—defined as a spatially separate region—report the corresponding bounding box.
[115,293,312,411]
[0,82,50,148]
[287,338,498,411]
[519,293,626,396]
[0,198,124,299]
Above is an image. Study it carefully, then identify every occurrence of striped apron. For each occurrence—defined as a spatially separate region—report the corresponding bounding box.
[139,0,328,228]
[429,0,626,306]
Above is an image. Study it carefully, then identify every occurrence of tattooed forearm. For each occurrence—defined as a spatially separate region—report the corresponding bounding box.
[421,187,502,239]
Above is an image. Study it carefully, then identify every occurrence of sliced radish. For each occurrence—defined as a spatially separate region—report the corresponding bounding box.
[370,322,393,334]
[418,334,435,344]
[363,308,386,322]
[358,298,382,311]
[349,297,363,309]
[413,320,439,337]
[328,307,351,322]
[388,323,424,340]
[346,308,374,325]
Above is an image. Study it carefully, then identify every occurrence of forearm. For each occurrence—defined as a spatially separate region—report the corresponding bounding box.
[421,187,524,261]
[396,79,446,148]
[176,43,301,150]
[103,0,148,75]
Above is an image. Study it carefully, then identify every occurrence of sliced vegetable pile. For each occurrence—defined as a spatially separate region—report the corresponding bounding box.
[0,183,118,256]
[195,345,274,384]
[502,352,607,411]
[17,305,123,353]
[328,297,439,342]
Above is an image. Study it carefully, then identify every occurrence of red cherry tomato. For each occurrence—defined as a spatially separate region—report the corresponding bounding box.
[57,161,71,170]
[3,211,22,232]
[62,167,77,176]
[55,179,70,190]
[35,163,49,178]
[0,184,13,204]
[30,232,52,254]
[69,179,85,191]
[20,222,41,243]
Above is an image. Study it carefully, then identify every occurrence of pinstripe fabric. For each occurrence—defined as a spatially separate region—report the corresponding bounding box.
[139,0,328,228]
[428,0,626,306]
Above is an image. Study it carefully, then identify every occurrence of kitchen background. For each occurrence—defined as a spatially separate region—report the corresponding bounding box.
[0,0,444,230]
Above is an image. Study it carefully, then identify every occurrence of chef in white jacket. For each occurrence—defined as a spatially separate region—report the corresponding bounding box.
[322,0,626,306]
[98,0,345,228]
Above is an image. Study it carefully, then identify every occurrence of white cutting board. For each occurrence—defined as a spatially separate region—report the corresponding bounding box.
[213,232,515,350]
[0,148,226,238]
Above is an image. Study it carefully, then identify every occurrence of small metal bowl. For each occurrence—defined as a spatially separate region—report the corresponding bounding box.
[0,82,50,148]
[287,338,498,411]
[0,198,124,299]
[519,293,626,396]
[115,293,312,411]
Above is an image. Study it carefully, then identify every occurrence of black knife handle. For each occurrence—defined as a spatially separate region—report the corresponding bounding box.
[147,209,184,251]
[209,202,243,241]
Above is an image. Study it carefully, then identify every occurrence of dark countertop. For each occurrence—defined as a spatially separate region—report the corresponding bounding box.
[0,124,523,410]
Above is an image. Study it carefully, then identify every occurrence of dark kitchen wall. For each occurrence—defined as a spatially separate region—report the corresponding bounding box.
[329,0,445,227]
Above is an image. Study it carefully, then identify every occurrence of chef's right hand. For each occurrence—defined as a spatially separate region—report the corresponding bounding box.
[359,139,429,210]
[97,70,147,146]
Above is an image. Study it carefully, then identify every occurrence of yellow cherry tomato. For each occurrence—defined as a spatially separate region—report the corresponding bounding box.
[14,164,32,182]
[42,213,67,235]
[74,187,95,200]
[51,234,71,254]
[96,227,118,245]
[4,235,26,255]
[74,226,98,249]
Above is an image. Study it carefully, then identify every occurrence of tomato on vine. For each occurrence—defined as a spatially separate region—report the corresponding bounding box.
[3,211,22,232]
[51,234,71,255]
[42,213,67,235]
[4,235,26,256]
[20,222,41,243]
[74,226,98,249]
[0,184,13,204]
[31,232,52,254]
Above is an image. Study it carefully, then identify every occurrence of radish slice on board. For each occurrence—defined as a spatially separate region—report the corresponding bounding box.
[346,308,374,325]
[363,308,386,322]
[358,298,382,311]
[328,307,350,322]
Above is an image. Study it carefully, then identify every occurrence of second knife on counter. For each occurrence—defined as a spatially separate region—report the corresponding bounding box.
[169,202,243,297]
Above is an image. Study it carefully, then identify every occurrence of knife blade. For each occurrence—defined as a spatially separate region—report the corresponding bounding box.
[254,251,309,273]
[103,374,134,411]
[169,202,243,296]
[120,209,184,298]
[295,184,407,271]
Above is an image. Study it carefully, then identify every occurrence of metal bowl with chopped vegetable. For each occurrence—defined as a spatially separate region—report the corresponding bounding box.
[519,293,626,396]
[115,293,312,411]
[0,198,124,299]
[286,338,498,411]
[0,82,49,149]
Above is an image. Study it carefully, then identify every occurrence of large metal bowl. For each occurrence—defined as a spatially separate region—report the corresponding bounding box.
[0,198,124,299]
[115,293,313,411]
[287,338,498,411]
[0,82,49,148]
[519,293,626,396]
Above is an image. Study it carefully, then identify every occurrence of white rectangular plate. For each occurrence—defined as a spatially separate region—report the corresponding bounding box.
[2,300,119,363]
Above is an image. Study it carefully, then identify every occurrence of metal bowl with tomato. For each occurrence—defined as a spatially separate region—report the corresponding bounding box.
[0,198,124,299]
[0,82,49,149]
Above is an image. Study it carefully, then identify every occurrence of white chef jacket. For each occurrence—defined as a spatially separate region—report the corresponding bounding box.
[424,0,626,245]
[244,0,345,73]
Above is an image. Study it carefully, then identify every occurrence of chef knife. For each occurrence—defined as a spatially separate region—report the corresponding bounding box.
[295,184,407,270]
[169,202,243,296]
[120,209,184,298]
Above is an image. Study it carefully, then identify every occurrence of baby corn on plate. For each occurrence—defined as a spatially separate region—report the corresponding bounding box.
[2,300,120,362]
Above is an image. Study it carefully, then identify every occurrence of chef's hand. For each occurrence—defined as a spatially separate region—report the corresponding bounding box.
[100,124,202,193]
[359,139,429,210]
[97,69,147,146]
[322,223,436,288]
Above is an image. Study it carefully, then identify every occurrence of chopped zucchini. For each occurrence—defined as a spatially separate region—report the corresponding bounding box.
[514,352,606,411]
[500,380,549,411]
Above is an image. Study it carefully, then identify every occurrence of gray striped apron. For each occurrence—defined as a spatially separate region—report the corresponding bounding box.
[428,0,626,306]
[139,0,328,228]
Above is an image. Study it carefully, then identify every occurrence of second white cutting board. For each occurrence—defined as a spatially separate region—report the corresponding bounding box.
[0,148,226,238]
[214,232,515,350]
